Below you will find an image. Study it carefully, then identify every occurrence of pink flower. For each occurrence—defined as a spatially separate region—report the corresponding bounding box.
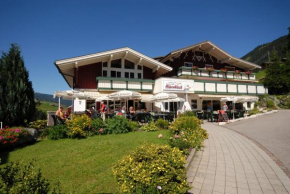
[174,134,180,138]
[99,128,103,132]
[0,136,3,141]
[158,134,162,138]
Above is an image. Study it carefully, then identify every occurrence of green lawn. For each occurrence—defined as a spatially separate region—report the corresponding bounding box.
[37,101,64,112]
[255,69,266,80]
[0,130,170,193]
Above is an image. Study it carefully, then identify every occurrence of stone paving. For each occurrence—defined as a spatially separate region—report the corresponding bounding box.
[187,123,290,194]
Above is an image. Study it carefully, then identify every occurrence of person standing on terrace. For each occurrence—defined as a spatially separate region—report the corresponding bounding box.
[56,106,65,120]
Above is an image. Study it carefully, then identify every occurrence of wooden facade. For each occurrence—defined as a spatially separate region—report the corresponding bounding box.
[161,50,244,78]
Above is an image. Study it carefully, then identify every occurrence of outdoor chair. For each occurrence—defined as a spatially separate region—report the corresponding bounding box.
[196,111,204,120]
[207,112,213,122]
[51,115,65,126]
[134,113,153,123]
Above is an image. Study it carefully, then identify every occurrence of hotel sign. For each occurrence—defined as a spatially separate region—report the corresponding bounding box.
[163,80,194,92]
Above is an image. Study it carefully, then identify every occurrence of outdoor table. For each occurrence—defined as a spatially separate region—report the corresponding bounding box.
[154,114,167,120]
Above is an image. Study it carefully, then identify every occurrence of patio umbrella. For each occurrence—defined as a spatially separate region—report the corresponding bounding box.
[54,90,88,109]
[108,90,142,111]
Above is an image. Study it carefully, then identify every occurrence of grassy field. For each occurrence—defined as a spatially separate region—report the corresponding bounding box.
[255,69,266,80]
[0,130,170,193]
[37,101,64,112]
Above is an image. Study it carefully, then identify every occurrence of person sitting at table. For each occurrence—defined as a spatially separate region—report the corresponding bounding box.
[56,106,65,121]
[121,103,126,114]
[64,107,72,119]
[129,106,136,114]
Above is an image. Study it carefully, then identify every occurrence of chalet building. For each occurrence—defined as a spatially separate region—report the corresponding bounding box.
[54,41,267,112]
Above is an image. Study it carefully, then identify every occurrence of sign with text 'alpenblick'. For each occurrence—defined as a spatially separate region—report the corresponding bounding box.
[163,80,194,91]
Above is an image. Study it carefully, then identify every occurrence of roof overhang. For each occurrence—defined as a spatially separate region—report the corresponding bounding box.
[55,47,172,88]
[160,41,261,70]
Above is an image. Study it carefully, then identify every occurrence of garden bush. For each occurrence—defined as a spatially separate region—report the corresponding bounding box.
[140,121,158,132]
[0,128,29,147]
[47,125,69,140]
[28,119,47,130]
[0,161,61,194]
[105,116,131,134]
[266,99,276,109]
[178,111,196,117]
[248,107,261,116]
[155,118,169,129]
[113,144,190,194]
[127,121,139,131]
[66,114,91,138]
[169,116,207,151]
[90,118,105,136]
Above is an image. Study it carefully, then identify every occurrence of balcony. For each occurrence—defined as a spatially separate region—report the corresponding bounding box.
[96,77,154,91]
[177,67,256,81]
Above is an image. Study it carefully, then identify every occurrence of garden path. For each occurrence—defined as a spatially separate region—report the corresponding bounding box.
[187,123,290,194]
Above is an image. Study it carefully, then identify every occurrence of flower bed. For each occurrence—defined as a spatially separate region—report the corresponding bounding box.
[0,127,29,147]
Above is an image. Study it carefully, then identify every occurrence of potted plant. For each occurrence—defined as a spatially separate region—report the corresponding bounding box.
[192,66,198,70]
[245,71,251,75]
[220,68,227,73]
[235,70,241,74]
[206,67,214,72]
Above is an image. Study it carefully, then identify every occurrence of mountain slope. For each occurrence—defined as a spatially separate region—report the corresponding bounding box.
[241,35,288,65]
[35,92,72,106]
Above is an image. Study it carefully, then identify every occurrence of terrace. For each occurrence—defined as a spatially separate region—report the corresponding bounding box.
[177,67,256,81]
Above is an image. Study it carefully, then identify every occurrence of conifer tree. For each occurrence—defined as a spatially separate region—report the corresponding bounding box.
[0,44,36,126]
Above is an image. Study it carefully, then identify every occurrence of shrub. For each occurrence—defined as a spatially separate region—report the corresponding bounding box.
[0,128,29,147]
[267,99,275,109]
[155,119,169,129]
[66,114,91,138]
[127,121,139,131]
[47,125,69,140]
[140,122,158,132]
[28,120,47,130]
[105,116,131,134]
[178,111,196,117]
[0,161,61,194]
[39,127,50,139]
[169,116,207,151]
[90,118,105,136]
[113,144,190,194]
[33,109,47,120]
[248,107,261,116]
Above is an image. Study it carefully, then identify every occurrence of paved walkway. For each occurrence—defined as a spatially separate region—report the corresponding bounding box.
[187,123,290,194]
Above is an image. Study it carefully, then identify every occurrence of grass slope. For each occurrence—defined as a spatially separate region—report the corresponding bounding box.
[37,101,60,112]
[1,131,170,193]
[255,69,266,80]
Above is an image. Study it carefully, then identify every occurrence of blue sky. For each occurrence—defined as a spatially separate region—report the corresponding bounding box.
[1,0,289,95]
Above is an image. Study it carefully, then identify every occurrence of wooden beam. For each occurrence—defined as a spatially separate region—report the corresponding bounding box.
[136,57,142,65]
[205,47,215,53]
[108,54,113,63]
[221,57,231,64]
[152,65,160,72]
[123,51,128,60]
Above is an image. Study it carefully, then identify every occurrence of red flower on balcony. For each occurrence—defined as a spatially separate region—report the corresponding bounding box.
[245,71,251,75]
[220,68,227,72]
[235,70,241,74]
[191,66,198,70]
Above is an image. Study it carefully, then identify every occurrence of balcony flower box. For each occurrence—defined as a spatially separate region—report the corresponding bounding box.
[235,70,241,74]
[192,66,198,70]
[220,68,227,73]
[206,67,214,72]
[245,71,251,75]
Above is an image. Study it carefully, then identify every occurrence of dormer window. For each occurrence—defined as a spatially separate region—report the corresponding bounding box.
[111,59,121,68]
[125,60,135,69]
[184,62,193,67]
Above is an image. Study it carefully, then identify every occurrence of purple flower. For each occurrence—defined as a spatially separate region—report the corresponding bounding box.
[0,136,3,141]
[15,128,21,133]
[157,186,162,190]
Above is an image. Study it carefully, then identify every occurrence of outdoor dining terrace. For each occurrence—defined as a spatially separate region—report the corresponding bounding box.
[177,66,256,81]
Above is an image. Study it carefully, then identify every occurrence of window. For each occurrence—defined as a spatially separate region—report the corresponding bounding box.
[205,64,213,68]
[125,60,135,69]
[247,102,251,109]
[125,72,135,78]
[138,73,142,79]
[125,72,129,78]
[225,66,235,71]
[103,70,107,77]
[102,62,108,67]
[111,59,121,68]
[111,71,116,77]
[117,72,121,78]
[130,72,134,78]
[184,62,193,67]
[137,65,142,70]
[191,100,197,109]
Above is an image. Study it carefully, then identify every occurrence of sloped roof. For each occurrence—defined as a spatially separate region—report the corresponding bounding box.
[159,41,261,70]
[55,47,172,88]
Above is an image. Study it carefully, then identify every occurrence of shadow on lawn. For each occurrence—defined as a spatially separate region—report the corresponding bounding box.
[0,140,40,165]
